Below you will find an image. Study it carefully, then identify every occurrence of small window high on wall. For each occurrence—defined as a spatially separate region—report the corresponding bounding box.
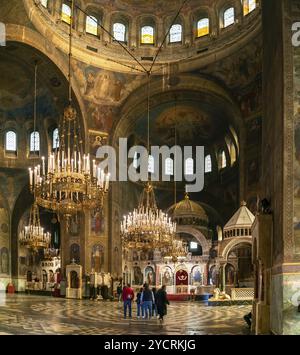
[165,158,174,176]
[141,26,154,44]
[205,155,212,173]
[30,132,40,153]
[185,158,194,175]
[169,24,182,43]
[133,151,139,169]
[220,151,227,169]
[243,0,256,16]
[197,18,209,37]
[223,7,235,28]
[148,155,155,173]
[86,15,98,36]
[113,23,126,42]
[5,131,17,152]
[53,128,59,150]
[61,3,71,24]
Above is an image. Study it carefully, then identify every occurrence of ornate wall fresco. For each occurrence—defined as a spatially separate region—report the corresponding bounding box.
[201,38,262,91]
[91,244,105,272]
[89,130,108,156]
[91,209,105,236]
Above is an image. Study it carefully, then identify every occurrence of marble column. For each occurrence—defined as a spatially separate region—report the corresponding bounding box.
[261,0,300,335]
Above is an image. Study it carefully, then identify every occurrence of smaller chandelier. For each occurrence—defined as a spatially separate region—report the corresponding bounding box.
[43,247,59,260]
[163,237,188,262]
[19,202,51,251]
[121,183,176,250]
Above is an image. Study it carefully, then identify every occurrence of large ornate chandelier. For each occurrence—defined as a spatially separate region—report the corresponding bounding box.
[121,183,176,250]
[19,202,51,251]
[29,0,109,219]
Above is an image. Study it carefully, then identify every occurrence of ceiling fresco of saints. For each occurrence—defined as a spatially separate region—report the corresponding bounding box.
[134,101,228,147]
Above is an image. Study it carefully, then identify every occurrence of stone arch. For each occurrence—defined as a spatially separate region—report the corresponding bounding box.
[11,185,33,278]
[176,225,210,256]
[4,25,88,148]
[112,74,243,141]
[221,237,252,260]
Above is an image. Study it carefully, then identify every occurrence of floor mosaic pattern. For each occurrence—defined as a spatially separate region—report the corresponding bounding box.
[0,294,251,335]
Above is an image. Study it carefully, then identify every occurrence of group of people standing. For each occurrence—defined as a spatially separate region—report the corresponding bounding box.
[119,283,169,323]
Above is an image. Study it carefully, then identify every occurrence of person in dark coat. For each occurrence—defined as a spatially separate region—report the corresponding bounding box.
[152,287,157,317]
[156,285,169,323]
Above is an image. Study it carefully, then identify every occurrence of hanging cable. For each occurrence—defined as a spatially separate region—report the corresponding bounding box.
[147,73,151,154]
[174,95,177,206]
[149,0,191,74]
[33,61,38,165]
[68,0,74,104]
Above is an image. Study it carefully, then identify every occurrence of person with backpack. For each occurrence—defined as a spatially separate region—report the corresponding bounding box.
[140,283,155,319]
[136,287,144,318]
[117,282,122,303]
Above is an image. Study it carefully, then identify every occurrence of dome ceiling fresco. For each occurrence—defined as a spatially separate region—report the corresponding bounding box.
[154,106,218,144]
[134,100,228,147]
[0,43,75,120]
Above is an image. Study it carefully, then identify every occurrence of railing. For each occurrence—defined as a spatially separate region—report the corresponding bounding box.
[231,288,254,301]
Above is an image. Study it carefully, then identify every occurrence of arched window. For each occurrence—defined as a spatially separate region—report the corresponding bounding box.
[53,128,59,150]
[185,158,194,175]
[41,0,48,8]
[5,131,17,152]
[113,23,126,42]
[205,155,212,173]
[165,158,174,176]
[61,3,71,24]
[148,155,155,173]
[133,151,139,169]
[224,7,235,28]
[220,151,226,169]
[86,15,98,36]
[243,0,256,16]
[169,24,182,43]
[141,26,154,44]
[229,142,236,165]
[197,18,209,37]
[30,131,40,152]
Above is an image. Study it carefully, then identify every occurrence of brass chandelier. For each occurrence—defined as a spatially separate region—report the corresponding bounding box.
[29,0,109,219]
[121,75,176,251]
[121,182,176,250]
[163,237,189,262]
[19,63,51,251]
[19,202,51,251]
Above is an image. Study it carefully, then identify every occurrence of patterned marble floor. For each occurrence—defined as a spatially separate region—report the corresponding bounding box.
[0,294,251,335]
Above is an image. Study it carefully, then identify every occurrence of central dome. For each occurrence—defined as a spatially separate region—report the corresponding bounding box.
[169,194,209,223]
[28,0,260,73]
[107,0,209,13]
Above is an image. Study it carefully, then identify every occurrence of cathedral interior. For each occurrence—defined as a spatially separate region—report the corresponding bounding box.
[0,0,299,336]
